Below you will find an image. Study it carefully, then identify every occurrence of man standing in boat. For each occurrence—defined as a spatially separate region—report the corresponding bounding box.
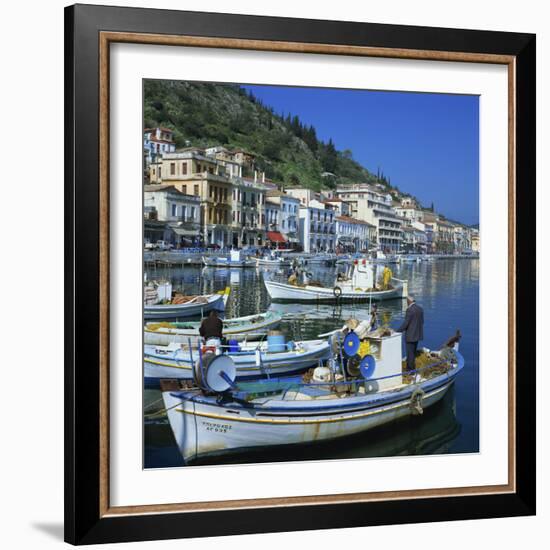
[396,296,424,373]
[199,310,224,342]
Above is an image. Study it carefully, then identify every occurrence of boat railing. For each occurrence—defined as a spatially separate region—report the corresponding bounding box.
[274,358,454,401]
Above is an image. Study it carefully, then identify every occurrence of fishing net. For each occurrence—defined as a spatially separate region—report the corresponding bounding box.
[402,350,452,383]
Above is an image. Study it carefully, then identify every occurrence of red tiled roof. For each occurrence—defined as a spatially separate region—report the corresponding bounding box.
[336,215,375,226]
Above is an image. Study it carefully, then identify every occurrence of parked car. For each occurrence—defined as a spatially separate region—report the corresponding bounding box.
[154,240,174,251]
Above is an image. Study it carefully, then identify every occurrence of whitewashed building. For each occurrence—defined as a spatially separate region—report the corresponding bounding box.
[144,184,201,246]
[265,190,301,246]
[144,127,176,165]
[298,204,336,253]
[336,183,403,252]
[335,216,374,252]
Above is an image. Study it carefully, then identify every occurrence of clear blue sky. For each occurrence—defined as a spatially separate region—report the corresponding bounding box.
[243,84,479,226]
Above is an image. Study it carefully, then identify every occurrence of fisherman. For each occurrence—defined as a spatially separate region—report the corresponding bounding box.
[369,304,378,331]
[396,296,424,373]
[199,310,224,341]
[382,265,393,290]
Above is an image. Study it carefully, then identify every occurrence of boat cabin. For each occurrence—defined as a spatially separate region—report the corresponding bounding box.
[359,330,403,391]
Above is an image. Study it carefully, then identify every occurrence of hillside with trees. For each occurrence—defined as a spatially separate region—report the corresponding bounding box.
[144,80,396,192]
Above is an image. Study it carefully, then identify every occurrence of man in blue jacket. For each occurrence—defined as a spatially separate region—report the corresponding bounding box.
[397,296,424,373]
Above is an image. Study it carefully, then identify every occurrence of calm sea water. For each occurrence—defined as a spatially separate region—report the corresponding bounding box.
[144,259,479,468]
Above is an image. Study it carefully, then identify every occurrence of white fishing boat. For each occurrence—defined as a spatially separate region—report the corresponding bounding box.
[144,281,229,320]
[300,253,338,266]
[202,250,256,268]
[161,328,464,463]
[264,261,407,302]
[255,252,291,267]
[370,251,399,264]
[397,254,423,263]
[144,310,283,345]
[144,336,330,384]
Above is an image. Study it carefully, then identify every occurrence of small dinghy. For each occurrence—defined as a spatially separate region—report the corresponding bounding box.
[144,310,283,345]
[144,334,330,386]
[202,250,256,268]
[161,327,464,463]
[265,261,407,303]
[144,281,229,320]
[255,252,291,267]
[368,250,399,264]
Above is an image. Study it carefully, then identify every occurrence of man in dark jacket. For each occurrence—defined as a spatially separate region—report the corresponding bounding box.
[396,296,424,373]
[199,310,224,340]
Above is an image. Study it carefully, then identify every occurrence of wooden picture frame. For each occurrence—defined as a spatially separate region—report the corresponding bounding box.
[65,4,535,545]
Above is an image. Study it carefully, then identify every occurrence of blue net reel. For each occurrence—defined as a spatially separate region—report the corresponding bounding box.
[343,331,360,357]
[359,354,376,379]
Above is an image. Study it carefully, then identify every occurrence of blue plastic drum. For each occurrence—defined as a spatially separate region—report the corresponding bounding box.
[228,339,240,353]
[267,333,286,353]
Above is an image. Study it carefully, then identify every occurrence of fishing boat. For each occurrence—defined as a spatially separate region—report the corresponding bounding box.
[255,252,291,267]
[397,254,423,263]
[300,253,338,266]
[144,281,229,320]
[161,327,464,463]
[144,335,330,386]
[264,261,407,302]
[202,250,256,268]
[370,250,398,264]
[144,310,283,345]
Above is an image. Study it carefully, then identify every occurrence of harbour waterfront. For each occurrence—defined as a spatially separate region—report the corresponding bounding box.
[144,258,479,467]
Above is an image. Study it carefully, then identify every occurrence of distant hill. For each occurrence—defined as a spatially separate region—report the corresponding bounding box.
[144,81,392,191]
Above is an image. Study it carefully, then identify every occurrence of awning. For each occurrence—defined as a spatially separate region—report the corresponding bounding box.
[171,227,198,237]
[266,231,287,243]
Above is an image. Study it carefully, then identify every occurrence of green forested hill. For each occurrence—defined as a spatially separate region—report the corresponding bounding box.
[144,80,391,191]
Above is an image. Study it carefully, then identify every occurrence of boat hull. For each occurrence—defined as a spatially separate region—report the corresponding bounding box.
[264,279,407,302]
[256,258,291,267]
[144,340,330,385]
[144,294,225,320]
[202,256,255,268]
[144,312,282,345]
[164,368,460,463]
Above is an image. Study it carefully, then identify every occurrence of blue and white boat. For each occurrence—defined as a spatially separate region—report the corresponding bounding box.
[264,261,407,303]
[161,329,464,463]
[144,310,283,345]
[202,250,256,268]
[144,337,330,386]
[144,282,229,320]
[255,251,291,267]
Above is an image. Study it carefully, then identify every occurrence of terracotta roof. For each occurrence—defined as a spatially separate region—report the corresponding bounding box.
[144,185,200,200]
[147,137,174,144]
[336,215,375,226]
[144,127,173,133]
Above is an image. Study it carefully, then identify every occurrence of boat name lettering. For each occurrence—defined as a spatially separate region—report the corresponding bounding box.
[202,421,232,433]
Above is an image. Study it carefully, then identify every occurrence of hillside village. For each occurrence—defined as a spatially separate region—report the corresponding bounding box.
[144,127,479,255]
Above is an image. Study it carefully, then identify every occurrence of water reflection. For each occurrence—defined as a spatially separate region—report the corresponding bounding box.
[144,259,479,466]
[144,384,462,468]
